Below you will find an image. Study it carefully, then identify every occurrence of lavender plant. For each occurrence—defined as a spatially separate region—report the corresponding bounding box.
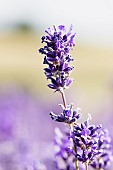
[39,25,113,170]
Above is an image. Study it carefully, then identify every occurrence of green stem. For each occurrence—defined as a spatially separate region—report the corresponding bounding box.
[60,90,67,108]
[74,141,79,170]
[75,157,79,170]
[61,90,79,170]
[85,162,88,170]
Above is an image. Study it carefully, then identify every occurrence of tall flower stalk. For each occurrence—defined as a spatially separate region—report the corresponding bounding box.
[39,25,113,170]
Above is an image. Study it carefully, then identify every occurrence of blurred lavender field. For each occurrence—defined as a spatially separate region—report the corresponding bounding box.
[0,82,68,169]
[0,84,113,170]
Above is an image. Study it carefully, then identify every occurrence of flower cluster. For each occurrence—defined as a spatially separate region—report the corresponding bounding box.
[71,115,102,164]
[53,113,113,169]
[50,104,81,124]
[39,25,76,92]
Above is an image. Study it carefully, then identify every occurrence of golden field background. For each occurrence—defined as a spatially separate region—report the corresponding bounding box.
[0,30,113,116]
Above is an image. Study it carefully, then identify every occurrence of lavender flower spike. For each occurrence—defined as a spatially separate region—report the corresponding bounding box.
[71,115,102,165]
[39,25,76,92]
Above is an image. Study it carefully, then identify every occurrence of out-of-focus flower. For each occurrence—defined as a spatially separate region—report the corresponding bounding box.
[91,129,113,169]
[0,95,17,141]
[50,104,81,124]
[23,160,47,170]
[39,25,76,92]
[54,127,85,170]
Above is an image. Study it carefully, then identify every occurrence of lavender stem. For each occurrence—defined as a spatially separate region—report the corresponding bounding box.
[85,162,88,170]
[60,90,67,108]
[61,90,79,170]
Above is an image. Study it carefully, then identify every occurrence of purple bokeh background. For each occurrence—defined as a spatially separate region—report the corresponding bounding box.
[0,83,112,169]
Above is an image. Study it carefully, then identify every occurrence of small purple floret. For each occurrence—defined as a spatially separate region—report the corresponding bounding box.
[50,104,81,124]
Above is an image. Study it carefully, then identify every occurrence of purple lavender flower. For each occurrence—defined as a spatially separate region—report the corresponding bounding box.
[54,127,85,170]
[39,25,76,92]
[71,115,102,165]
[90,129,113,169]
[50,104,81,124]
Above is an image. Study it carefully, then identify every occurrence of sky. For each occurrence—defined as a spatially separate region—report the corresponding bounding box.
[0,0,113,46]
